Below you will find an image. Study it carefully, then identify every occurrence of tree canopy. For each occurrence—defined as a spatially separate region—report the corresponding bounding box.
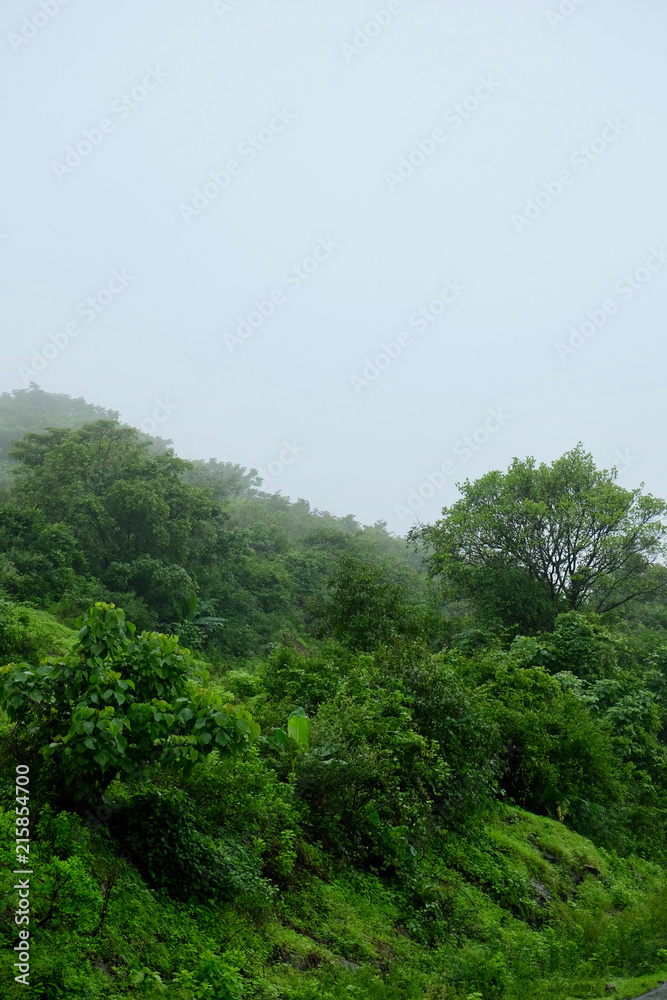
[0,383,118,462]
[1,392,667,996]
[411,444,667,622]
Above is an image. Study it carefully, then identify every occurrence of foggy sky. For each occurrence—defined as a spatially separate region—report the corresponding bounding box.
[2,0,666,533]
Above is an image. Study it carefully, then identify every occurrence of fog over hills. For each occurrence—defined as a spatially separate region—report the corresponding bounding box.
[2,0,666,533]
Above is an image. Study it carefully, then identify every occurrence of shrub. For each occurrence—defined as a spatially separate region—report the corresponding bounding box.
[0,603,260,808]
[261,641,353,713]
[183,746,305,883]
[295,665,450,873]
[108,783,273,908]
[0,600,73,662]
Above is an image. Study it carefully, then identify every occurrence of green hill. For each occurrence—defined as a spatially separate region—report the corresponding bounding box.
[0,387,665,998]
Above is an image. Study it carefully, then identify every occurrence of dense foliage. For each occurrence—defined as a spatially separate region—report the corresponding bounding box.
[410,445,667,633]
[0,387,666,999]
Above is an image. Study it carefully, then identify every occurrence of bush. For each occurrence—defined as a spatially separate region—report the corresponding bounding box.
[0,602,260,808]
[294,665,450,873]
[261,641,354,713]
[374,641,499,827]
[477,657,624,821]
[0,599,73,662]
[183,747,305,883]
[108,783,273,908]
[308,557,430,652]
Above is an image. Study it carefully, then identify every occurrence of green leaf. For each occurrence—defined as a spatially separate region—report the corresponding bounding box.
[288,713,310,750]
[266,729,288,750]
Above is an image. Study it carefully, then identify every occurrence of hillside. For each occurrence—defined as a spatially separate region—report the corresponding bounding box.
[0,387,666,999]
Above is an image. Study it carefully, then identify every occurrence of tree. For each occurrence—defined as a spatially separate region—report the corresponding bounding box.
[411,445,667,620]
[0,383,118,462]
[0,505,84,603]
[308,556,433,652]
[294,662,450,872]
[183,458,262,499]
[9,421,200,568]
[7,420,239,620]
[0,603,260,808]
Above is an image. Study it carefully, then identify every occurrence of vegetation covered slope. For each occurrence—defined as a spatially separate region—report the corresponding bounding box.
[0,386,666,999]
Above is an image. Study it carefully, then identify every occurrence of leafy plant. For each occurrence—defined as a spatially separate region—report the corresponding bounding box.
[0,602,260,807]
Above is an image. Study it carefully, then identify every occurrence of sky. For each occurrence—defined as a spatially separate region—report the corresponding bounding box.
[2,0,666,534]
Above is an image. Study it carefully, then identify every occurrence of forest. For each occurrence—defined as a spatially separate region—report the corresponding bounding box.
[1,384,666,999]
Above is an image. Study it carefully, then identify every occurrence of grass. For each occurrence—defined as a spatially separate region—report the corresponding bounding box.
[0,802,666,997]
[564,970,667,999]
